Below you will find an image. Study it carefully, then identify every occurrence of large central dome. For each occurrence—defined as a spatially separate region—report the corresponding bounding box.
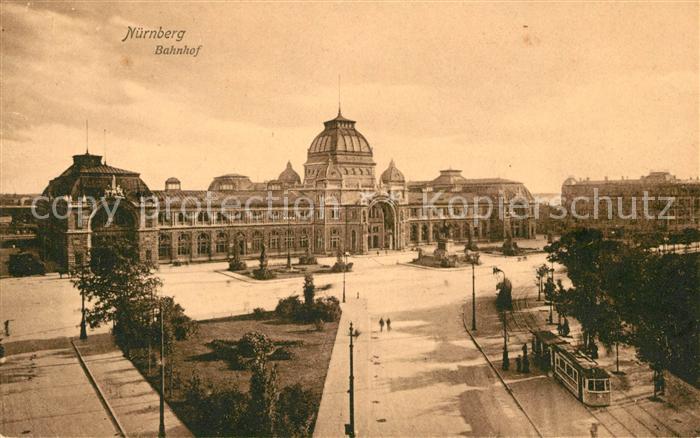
[304,109,376,188]
[308,110,372,155]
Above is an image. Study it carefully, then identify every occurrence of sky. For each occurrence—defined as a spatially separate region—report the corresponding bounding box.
[1,1,698,194]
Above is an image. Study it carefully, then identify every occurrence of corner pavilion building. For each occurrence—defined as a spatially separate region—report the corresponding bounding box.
[39,110,537,270]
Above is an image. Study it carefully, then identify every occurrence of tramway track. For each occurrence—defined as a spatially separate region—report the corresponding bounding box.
[509,283,679,437]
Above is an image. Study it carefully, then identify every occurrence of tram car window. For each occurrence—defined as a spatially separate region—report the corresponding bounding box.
[531,330,611,407]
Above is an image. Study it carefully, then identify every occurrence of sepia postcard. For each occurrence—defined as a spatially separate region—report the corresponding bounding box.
[0,2,698,437]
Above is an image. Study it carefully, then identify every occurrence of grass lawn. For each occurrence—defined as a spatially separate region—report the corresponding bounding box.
[131,311,339,436]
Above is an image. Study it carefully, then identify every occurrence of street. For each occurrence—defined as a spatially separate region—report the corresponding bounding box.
[2,247,699,436]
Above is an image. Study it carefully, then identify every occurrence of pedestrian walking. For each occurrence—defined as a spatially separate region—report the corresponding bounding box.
[379,317,385,332]
[386,318,391,331]
[4,320,11,337]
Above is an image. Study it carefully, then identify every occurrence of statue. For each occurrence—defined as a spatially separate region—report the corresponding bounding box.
[228,237,247,271]
[439,220,452,240]
[259,243,268,269]
[252,243,275,279]
[298,245,317,265]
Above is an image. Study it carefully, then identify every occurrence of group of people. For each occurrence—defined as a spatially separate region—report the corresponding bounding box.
[378,317,392,332]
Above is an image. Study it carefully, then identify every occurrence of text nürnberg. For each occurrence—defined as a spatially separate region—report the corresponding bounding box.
[121,26,202,57]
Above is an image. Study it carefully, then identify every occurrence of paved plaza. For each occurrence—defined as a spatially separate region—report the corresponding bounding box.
[2,242,699,436]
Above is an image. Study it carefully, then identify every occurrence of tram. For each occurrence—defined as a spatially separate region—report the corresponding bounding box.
[531,330,611,407]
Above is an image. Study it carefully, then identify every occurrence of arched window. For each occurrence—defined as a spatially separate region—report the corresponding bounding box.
[159,233,171,258]
[197,211,209,224]
[215,231,228,253]
[197,233,210,255]
[330,228,340,249]
[253,230,263,252]
[178,233,191,256]
[300,229,309,248]
[270,230,280,250]
[285,229,295,249]
[410,224,418,242]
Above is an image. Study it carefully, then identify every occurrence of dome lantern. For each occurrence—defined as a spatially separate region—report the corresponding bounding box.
[380,159,406,185]
[277,161,301,186]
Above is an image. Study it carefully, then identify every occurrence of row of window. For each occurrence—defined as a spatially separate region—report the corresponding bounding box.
[157,209,366,226]
[158,228,359,258]
[555,355,579,388]
[409,222,483,242]
[587,379,610,393]
[408,207,504,218]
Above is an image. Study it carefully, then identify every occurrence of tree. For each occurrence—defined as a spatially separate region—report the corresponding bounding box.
[71,238,161,355]
[495,277,513,312]
[535,264,549,301]
[680,228,700,252]
[246,352,279,436]
[550,229,699,386]
[303,273,315,308]
[155,296,198,353]
[625,253,699,391]
[545,229,616,354]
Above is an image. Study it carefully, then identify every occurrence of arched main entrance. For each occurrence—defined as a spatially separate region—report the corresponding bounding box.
[89,202,137,250]
[367,199,398,250]
[87,201,139,268]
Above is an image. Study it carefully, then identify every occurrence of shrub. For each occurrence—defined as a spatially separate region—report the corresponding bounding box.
[313,296,341,323]
[228,258,247,271]
[186,378,249,436]
[269,346,295,361]
[252,307,267,320]
[298,247,317,265]
[210,339,239,361]
[9,252,45,277]
[275,384,316,438]
[275,295,304,321]
[253,268,276,280]
[238,331,274,358]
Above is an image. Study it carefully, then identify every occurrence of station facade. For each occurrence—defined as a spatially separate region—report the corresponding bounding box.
[39,110,537,270]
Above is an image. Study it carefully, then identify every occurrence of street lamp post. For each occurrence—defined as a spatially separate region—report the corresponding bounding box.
[286,213,292,270]
[493,266,509,370]
[502,311,509,371]
[342,252,349,303]
[470,253,479,331]
[79,290,88,340]
[546,269,555,325]
[345,322,359,438]
[158,300,166,438]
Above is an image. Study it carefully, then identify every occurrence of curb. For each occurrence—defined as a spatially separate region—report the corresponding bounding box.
[397,262,472,271]
[460,306,543,438]
[71,339,128,437]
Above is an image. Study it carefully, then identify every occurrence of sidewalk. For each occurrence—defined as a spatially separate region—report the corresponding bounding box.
[0,341,119,437]
[314,298,370,438]
[73,337,193,437]
[508,282,700,437]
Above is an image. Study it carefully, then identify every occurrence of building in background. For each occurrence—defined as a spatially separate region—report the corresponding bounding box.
[32,110,537,271]
[560,172,700,239]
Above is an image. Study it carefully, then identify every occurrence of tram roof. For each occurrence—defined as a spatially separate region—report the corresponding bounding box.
[558,342,610,378]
